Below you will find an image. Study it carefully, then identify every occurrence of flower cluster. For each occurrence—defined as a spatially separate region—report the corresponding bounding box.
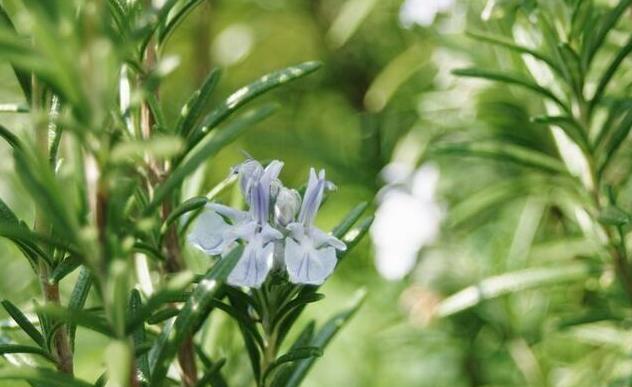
[188,159,346,288]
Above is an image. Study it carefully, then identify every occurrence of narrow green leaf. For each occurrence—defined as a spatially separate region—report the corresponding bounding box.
[338,216,374,261]
[187,61,321,148]
[147,307,179,325]
[125,289,191,334]
[227,291,262,380]
[0,124,21,149]
[148,246,242,386]
[1,300,45,348]
[0,367,93,387]
[284,290,367,387]
[50,256,81,283]
[158,0,205,46]
[0,103,28,112]
[590,34,632,110]
[263,347,322,383]
[582,0,632,69]
[67,267,92,350]
[331,201,369,239]
[532,115,589,152]
[0,344,55,363]
[146,93,168,131]
[452,68,568,111]
[176,67,221,136]
[433,142,568,174]
[599,108,632,173]
[467,31,563,76]
[162,196,208,231]
[13,147,81,247]
[209,299,263,348]
[195,357,227,387]
[36,305,113,337]
[128,289,150,384]
[145,104,277,213]
[437,263,593,317]
[598,206,631,226]
[273,293,324,328]
[0,5,31,102]
[48,94,62,167]
[0,196,19,225]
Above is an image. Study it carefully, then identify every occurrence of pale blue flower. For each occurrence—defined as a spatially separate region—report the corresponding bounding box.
[284,169,346,285]
[188,160,284,288]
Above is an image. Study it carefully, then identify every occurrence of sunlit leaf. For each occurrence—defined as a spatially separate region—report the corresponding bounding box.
[437,263,594,317]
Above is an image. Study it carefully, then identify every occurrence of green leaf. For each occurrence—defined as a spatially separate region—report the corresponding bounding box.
[145,104,277,213]
[209,300,263,348]
[195,358,227,387]
[582,0,632,70]
[1,300,45,348]
[466,31,563,76]
[125,289,191,334]
[187,61,321,148]
[0,223,53,267]
[0,367,93,387]
[67,267,92,350]
[531,115,589,152]
[176,67,221,136]
[273,293,324,328]
[0,196,19,225]
[433,142,568,174]
[0,344,55,363]
[48,94,63,168]
[263,347,322,384]
[331,201,369,239]
[50,256,81,283]
[148,246,242,386]
[146,92,167,131]
[13,147,81,247]
[599,108,632,173]
[283,290,366,387]
[36,305,113,337]
[158,0,205,46]
[162,196,208,231]
[226,291,262,380]
[147,307,179,325]
[452,68,568,111]
[436,263,594,317]
[128,289,150,384]
[0,124,21,149]
[338,216,374,261]
[0,5,31,102]
[598,206,631,226]
[590,34,632,110]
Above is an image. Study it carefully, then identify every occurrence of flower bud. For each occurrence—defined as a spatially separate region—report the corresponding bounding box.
[236,159,263,198]
[274,187,301,226]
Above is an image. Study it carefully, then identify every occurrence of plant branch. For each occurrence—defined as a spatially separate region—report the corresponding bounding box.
[33,78,74,375]
[141,31,198,385]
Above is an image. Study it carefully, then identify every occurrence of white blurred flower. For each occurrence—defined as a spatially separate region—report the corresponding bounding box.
[212,24,254,66]
[399,0,454,28]
[371,164,442,280]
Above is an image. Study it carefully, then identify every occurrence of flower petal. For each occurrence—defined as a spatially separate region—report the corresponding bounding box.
[207,203,249,224]
[298,168,326,226]
[261,223,283,243]
[309,227,346,251]
[227,239,274,288]
[187,209,234,255]
[285,238,337,285]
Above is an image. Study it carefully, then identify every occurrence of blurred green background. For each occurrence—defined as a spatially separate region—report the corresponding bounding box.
[2,0,631,386]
